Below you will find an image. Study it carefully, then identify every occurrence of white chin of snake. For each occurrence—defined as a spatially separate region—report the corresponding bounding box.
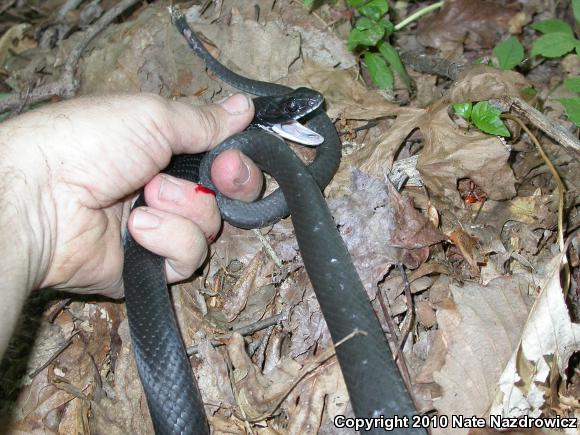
[271,120,324,146]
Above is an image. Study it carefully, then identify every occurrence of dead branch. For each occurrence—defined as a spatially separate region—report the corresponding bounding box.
[186,313,285,355]
[0,0,140,115]
[498,96,580,161]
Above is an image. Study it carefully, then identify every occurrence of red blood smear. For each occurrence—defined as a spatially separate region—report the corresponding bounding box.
[195,185,216,196]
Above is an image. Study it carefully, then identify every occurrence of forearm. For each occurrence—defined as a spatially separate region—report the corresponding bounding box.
[0,141,50,356]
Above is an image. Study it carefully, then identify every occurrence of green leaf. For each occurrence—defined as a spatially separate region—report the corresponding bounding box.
[379,19,395,34]
[377,41,411,89]
[453,102,473,120]
[559,97,580,127]
[521,86,537,97]
[347,25,385,51]
[493,36,524,70]
[347,0,368,7]
[303,0,314,9]
[531,19,573,36]
[471,101,510,137]
[364,52,393,89]
[359,0,389,21]
[531,32,576,58]
[564,77,580,93]
[355,17,377,30]
[574,0,580,24]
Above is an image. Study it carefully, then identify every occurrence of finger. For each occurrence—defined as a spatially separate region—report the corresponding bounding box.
[163,93,255,154]
[128,207,208,283]
[143,174,221,241]
[210,149,263,202]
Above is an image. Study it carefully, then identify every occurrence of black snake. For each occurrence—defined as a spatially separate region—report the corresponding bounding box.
[122,9,422,435]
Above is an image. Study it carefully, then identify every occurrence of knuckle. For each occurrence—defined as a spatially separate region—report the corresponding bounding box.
[195,108,222,147]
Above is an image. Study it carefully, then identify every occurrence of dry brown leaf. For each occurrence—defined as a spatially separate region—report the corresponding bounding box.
[190,10,301,88]
[227,333,303,421]
[431,275,532,435]
[0,24,35,67]
[448,227,482,275]
[286,361,349,435]
[297,59,403,120]
[491,253,580,419]
[222,251,272,322]
[417,0,523,53]
[92,319,153,435]
[195,340,236,413]
[330,170,445,298]
[447,65,530,104]
[330,109,426,194]
[417,107,516,208]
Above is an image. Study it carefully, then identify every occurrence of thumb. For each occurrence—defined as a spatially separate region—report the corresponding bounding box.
[166,94,254,155]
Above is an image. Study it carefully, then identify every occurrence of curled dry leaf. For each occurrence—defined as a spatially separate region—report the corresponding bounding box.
[491,254,580,419]
[448,227,483,276]
[221,251,272,322]
[195,340,236,414]
[226,333,302,422]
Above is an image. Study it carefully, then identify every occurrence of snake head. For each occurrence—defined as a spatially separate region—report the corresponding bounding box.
[253,88,325,146]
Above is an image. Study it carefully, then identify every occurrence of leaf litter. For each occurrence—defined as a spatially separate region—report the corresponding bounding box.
[0,0,578,434]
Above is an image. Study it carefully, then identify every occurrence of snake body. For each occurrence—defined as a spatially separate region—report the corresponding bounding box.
[122,11,422,435]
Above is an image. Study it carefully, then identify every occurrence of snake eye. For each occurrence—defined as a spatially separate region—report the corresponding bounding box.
[285,101,298,113]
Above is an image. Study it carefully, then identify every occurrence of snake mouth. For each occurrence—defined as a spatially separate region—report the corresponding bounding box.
[271,120,324,146]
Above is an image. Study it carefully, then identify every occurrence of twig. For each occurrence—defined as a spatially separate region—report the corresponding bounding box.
[236,329,365,423]
[28,330,80,379]
[498,96,580,161]
[376,276,414,394]
[394,1,445,31]
[502,114,566,252]
[0,0,141,114]
[46,297,72,323]
[57,0,85,20]
[252,229,282,268]
[0,0,16,16]
[394,264,414,360]
[377,288,400,343]
[186,313,284,355]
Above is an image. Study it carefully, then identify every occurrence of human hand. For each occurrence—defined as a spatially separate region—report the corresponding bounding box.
[0,94,264,300]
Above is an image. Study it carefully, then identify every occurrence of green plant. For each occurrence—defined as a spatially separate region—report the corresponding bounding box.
[302,1,442,90]
[493,1,580,68]
[345,1,443,90]
[491,2,580,126]
[346,0,406,90]
[452,101,510,137]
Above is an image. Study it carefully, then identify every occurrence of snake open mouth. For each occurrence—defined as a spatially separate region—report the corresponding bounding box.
[270,120,324,146]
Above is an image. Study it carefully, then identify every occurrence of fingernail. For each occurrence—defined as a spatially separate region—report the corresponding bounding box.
[233,154,251,187]
[133,209,161,230]
[159,175,186,203]
[220,94,251,115]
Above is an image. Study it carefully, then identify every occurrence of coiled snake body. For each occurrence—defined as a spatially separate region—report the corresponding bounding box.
[122,11,422,435]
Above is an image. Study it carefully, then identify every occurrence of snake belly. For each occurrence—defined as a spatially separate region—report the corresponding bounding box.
[122,10,423,435]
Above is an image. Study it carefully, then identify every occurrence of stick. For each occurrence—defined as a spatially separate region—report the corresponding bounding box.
[499,96,580,161]
[0,0,141,114]
[186,313,284,355]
